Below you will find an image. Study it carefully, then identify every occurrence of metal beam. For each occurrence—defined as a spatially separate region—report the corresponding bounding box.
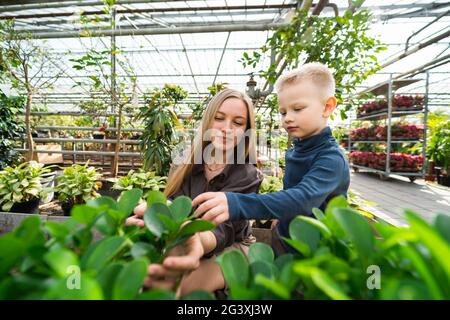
[10,9,286,28]
[381,29,450,69]
[0,4,298,20]
[16,19,277,34]
[29,22,288,39]
[0,0,207,13]
[382,2,450,21]
[1,1,447,15]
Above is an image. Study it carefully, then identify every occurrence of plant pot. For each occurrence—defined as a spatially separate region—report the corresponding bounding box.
[10,197,41,214]
[97,179,121,199]
[93,133,105,140]
[61,199,74,216]
[435,166,442,177]
[438,175,450,187]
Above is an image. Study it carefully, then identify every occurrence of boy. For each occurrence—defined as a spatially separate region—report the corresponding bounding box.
[192,62,350,255]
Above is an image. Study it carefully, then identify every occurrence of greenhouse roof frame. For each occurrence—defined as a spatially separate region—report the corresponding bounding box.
[0,0,449,114]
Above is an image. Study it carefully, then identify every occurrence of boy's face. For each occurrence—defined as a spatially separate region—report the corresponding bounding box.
[278,80,334,140]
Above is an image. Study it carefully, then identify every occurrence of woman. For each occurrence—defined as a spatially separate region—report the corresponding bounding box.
[128,88,262,296]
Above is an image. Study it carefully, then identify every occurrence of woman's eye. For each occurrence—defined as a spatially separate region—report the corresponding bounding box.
[215,117,224,121]
[234,121,244,126]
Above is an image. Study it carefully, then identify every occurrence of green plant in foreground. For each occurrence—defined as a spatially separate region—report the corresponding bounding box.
[0,189,215,299]
[55,163,102,206]
[217,196,450,300]
[0,161,52,211]
[112,169,167,199]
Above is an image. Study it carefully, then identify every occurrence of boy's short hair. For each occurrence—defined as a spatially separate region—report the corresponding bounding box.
[275,62,336,99]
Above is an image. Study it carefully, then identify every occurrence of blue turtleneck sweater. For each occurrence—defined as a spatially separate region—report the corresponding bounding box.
[226,126,350,252]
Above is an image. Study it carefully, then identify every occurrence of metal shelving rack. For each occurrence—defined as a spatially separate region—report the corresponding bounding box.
[348,73,429,182]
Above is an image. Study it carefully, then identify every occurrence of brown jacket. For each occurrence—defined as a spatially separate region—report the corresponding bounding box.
[172,163,263,256]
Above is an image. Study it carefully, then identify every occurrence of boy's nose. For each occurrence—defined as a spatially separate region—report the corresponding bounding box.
[284,113,294,123]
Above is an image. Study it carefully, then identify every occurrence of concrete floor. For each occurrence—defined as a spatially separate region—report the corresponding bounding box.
[350,172,450,227]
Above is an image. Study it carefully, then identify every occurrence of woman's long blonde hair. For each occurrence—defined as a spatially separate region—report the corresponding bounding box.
[164,88,257,198]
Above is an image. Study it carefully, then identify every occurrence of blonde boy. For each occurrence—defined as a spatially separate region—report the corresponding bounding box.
[193,62,350,255]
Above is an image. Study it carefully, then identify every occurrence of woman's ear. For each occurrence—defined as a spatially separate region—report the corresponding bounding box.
[323,96,337,118]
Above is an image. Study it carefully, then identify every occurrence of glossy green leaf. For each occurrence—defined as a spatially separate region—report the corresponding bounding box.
[87,196,118,211]
[169,196,192,222]
[312,207,325,220]
[310,269,350,300]
[254,274,290,299]
[71,205,100,225]
[405,210,450,281]
[250,261,275,280]
[45,275,104,300]
[146,190,167,207]
[298,216,332,239]
[332,208,375,261]
[44,248,79,278]
[215,249,249,289]
[177,220,215,239]
[289,217,321,254]
[143,205,165,238]
[94,212,119,236]
[248,242,274,264]
[81,236,126,270]
[117,188,143,218]
[434,214,450,244]
[282,237,310,256]
[96,262,123,300]
[0,234,25,276]
[112,258,148,300]
[44,221,70,242]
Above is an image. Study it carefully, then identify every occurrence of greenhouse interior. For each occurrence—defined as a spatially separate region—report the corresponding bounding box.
[0,0,450,302]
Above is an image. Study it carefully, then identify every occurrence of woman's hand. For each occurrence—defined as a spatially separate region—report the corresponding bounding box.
[144,233,204,291]
[124,202,147,227]
[127,202,204,291]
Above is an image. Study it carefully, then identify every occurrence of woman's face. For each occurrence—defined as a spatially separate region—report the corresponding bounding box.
[210,97,248,152]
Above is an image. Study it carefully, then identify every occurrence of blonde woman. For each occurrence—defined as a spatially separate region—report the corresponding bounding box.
[128,89,263,297]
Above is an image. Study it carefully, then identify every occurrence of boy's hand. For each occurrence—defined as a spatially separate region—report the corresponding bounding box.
[192,192,229,225]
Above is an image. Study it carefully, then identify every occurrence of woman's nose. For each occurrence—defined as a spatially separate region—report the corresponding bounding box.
[221,120,233,131]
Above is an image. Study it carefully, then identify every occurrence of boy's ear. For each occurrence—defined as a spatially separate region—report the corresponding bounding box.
[323,96,337,118]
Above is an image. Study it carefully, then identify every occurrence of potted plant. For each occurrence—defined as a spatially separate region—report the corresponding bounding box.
[112,169,167,200]
[428,121,450,186]
[250,175,284,244]
[93,123,107,140]
[0,161,52,214]
[54,163,102,215]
